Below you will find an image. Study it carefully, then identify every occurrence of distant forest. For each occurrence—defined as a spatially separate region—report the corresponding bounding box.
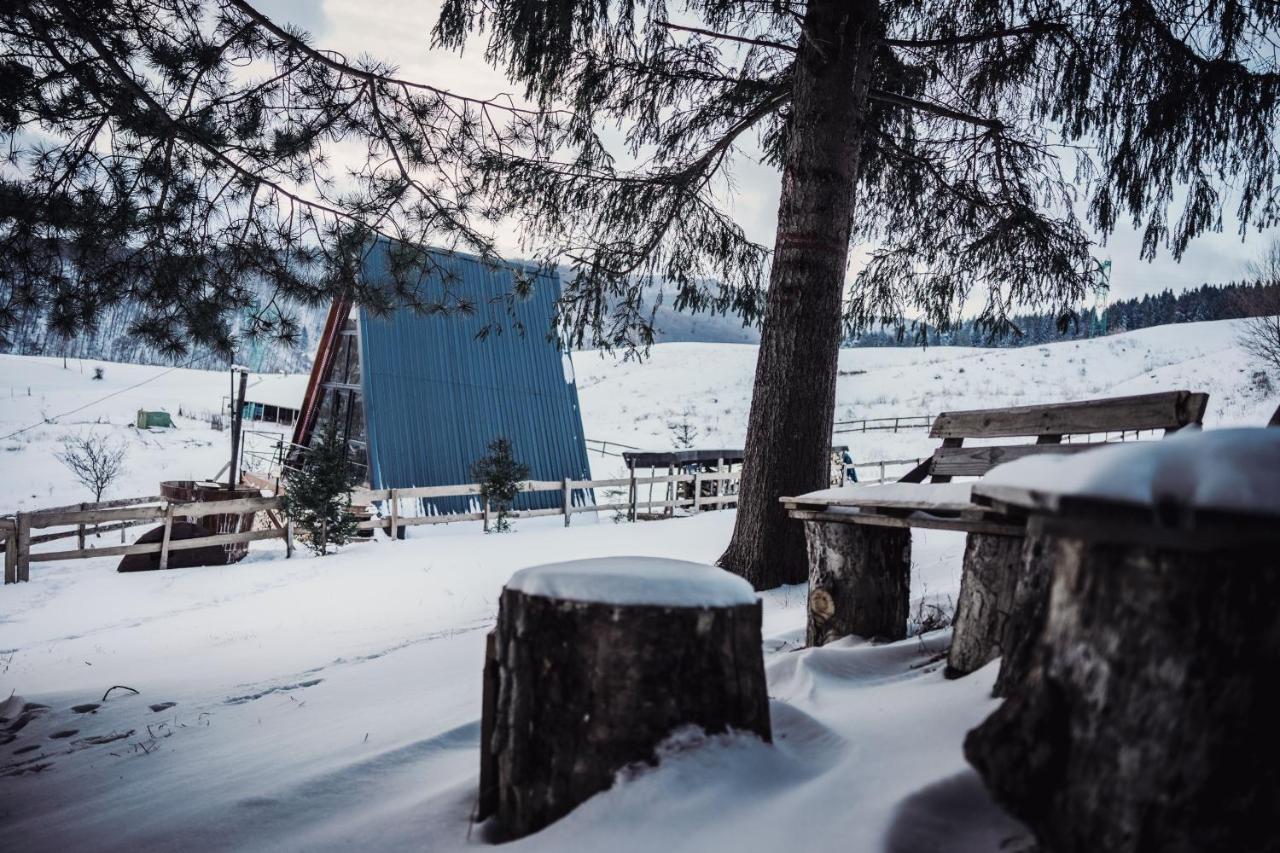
[848,280,1280,348]
[0,295,327,373]
[4,279,1278,368]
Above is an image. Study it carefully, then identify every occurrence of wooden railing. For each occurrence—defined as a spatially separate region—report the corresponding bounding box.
[2,456,925,583]
[833,414,934,434]
[3,494,292,584]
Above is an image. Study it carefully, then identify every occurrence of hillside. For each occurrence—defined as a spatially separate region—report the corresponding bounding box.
[2,319,1272,516]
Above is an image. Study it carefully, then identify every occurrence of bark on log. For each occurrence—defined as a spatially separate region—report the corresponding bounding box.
[946,533,1023,678]
[481,582,770,839]
[966,538,1280,853]
[991,532,1059,697]
[805,520,911,645]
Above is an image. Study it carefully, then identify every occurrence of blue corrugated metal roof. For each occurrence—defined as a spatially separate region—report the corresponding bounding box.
[357,245,592,514]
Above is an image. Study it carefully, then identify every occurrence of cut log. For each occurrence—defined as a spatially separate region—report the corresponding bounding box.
[480,557,770,840]
[805,520,911,645]
[965,537,1280,852]
[991,532,1059,697]
[946,532,1023,678]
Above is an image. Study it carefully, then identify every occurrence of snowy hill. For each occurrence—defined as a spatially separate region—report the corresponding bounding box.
[0,319,1276,851]
[2,318,1273,514]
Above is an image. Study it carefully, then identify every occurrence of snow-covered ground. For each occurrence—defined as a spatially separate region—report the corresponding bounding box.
[1,319,1275,851]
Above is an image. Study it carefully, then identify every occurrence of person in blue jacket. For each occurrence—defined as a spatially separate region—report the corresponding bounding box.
[841,449,858,483]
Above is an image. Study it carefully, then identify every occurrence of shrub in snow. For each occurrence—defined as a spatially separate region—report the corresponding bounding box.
[284,423,359,555]
[470,437,529,533]
[56,433,128,504]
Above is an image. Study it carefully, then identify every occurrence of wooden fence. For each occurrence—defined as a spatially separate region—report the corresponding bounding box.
[833,414,934,434]
[2,457,923,584]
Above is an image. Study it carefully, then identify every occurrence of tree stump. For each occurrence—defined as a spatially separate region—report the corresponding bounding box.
[966,536,1280,852]
[479,557,770,840]
[946,532,1024,678]
[805,520,911,646]
[991,532,1060,697]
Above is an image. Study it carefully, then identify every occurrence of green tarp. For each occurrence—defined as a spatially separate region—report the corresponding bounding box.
[136,409,175,429]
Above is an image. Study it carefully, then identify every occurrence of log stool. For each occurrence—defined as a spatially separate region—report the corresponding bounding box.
[966,429,1280,852]
[478,557,770,840]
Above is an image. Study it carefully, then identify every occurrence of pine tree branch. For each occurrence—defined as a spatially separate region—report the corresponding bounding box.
[867,89,1004,131]
[881,22,1066,49]
[227,0,561,115]
[657,21,796,53]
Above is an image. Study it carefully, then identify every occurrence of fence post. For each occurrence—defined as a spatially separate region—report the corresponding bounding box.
[483,497,492,533]
[4,526,15,585]
[77,502,85,550]
[285,518,294,558]
[666,464,675,517]
[893,417,900,433]
[388,488,399,541]
[158,505,175,570]
[628,467,638,522]
[879,462,886,484]
[562,478,571,527]
[693,473,704,512]
[16,512,30,582]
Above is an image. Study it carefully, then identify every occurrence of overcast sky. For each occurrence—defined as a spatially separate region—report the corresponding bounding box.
[262,0,1277,304]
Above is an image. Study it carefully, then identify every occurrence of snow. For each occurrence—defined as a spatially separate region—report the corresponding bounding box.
[1,318,1274,851]
[980,427,1280,515]
[506,557,757,607]
[797,482,973,507]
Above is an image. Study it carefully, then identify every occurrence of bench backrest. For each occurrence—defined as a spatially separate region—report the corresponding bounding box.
[905,391,1209,483]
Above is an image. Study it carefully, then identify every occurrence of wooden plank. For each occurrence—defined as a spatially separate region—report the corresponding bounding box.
[4,530,15,584]
[172,495,281,518]
[929,391,1200,439]
[388,488,399,541]
[30,527,285,563]
[32,505,167,528]
[27,517,155,545]
[158,506,175,571]
[788,507,1024,536]
[562,478,571,528]
[509,507,566,520]
[33,495,167,515]
[16,513,30,582]
[781,482,976,514]
[929,442,1100,478]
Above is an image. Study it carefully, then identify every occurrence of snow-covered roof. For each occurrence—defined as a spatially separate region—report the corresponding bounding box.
[977,428,1280,516]
[242,373,309,409]
[506,557,757,607]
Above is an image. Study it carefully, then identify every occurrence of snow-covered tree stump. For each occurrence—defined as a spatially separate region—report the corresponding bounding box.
[946,533,1024,677]
[966,536,1280,852]
[805,520,911,646]
[478,558,770,840]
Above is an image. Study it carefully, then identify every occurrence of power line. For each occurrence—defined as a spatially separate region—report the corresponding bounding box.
[1,355,208,442]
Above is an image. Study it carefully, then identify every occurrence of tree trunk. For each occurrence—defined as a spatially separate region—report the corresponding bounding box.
[991,532,1059,697]
[481,583,770,840]
[946,533,1024,678]
[805,520,910,645]
[718,0,880,590]
[966,537,1280,852]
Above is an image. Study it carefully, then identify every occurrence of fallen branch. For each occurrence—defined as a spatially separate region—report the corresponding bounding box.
[102,685,140,701]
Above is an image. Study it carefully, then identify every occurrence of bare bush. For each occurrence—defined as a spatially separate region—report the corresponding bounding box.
[56,433,128,504]
[1239,242,1280,375]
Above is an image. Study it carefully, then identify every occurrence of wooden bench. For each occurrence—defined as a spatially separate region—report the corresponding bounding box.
[782,390,1209,673]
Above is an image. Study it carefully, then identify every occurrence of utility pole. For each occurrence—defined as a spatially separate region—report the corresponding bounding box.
[228,366,249,490]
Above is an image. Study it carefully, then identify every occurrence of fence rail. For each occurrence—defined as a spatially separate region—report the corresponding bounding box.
[833,414,934,434]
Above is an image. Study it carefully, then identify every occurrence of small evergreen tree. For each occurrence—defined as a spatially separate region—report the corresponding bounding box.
[471,438,530,533]
[284,424,359,556]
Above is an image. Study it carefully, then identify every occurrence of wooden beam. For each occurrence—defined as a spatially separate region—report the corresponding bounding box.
[930,391,1203,439]
[929,442,1098,478]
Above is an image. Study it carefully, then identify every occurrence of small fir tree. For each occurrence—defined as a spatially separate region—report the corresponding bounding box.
[284,424,359,556]
[471,438,530,533]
